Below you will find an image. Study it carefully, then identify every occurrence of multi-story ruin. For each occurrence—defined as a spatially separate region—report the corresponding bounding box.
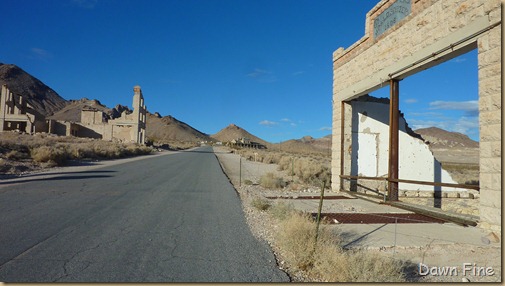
[1,84,147,145]
[49,85,147,144]
[0,85,46,133]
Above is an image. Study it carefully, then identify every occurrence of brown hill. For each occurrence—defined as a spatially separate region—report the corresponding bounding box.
[279,135,332,155]
[47,98,117,122]
[0,63,67,116]
[146,113,212,143]
[414,127,479,149]
[212,124,269,146]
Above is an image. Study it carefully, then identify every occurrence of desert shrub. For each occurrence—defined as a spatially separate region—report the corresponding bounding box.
[251,197,271,211]
[273,212,406,282]
[243,179,253,185]
[259,172,286,189]
[261,153,275,164]
[6,150,29,160]
[268,201,295,221]
[30,146,68,165]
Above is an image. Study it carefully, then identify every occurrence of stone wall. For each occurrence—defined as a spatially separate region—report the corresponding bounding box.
[332,0,501,231]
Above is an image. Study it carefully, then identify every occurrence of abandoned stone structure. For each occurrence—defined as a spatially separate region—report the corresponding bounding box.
[332,0,501,231]
[49,85,147,144]
[0,85,46,133]
[0,84,147,145]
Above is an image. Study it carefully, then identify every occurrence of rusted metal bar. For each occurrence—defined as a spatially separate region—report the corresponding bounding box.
[339,175,479,191]
[340,101,345,191]
[389,178,480,191]
[340,175,387,181]
[388,79,400,201]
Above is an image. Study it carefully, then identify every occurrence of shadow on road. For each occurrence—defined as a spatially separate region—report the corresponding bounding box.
[0,170,116,185]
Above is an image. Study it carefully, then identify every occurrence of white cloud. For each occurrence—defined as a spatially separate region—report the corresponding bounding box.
[280,118,291,122]
[259,120,277,126]
[404,98,418,104]
[246,68,277,83]
[451,57,467,64]
[319,126,332,131]
[30,48,53,61]
[292,71,305,76]
[429,100,478,111]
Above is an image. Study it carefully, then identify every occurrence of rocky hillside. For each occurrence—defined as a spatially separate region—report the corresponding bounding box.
[414,127,479,149]
[279,135,332,155]
[146,113,212,143]
[0,63,68,116]
[47,98,123,122]
[212,124,270,146]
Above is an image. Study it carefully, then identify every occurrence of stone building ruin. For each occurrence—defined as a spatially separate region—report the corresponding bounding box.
[0,84,147,145]
[0,85,46,133]
[332,0,501,232]
[49,85,147,144]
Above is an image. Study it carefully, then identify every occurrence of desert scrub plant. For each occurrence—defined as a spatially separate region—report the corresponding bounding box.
[273,211,407,282]
[268,201,295,221]
[259,172,286,189]
[30,146,68,165]
[251,197,271,211]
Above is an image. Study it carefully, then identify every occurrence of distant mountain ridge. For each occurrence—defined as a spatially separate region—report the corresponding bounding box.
[414,127,479,149]
[1,62,478,155]
[146,113,212,143]
[211,124,270,146]
[0,63,67,116]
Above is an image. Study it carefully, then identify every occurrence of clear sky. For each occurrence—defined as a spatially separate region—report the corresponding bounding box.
[1,0,479,142]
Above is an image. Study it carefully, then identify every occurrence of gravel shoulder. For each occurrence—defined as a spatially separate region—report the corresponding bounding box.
[213,146,501,283]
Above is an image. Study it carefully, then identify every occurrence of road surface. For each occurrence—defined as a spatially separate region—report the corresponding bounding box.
[0,146,289,282]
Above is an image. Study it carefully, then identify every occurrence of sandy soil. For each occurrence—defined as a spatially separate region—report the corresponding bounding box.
[213,146,501,283]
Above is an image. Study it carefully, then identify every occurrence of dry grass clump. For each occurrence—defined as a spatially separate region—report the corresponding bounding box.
[251,196,271,211]
[259,172,286,189]
[0,132,153,171]
[270,205,406,282]
[237,149,331,186]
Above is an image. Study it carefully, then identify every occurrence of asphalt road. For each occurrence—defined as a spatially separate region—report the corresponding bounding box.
[0,146,289,282]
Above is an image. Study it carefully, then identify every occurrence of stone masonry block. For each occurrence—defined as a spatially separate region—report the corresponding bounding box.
[480,188,502,209]
[479,204,502,227]
[478,63,501,79]
[478,75,501,97]
[480,141,502,158]
[480,110,502,125]
[478,46,501,68]
[480,157,501,173]
[479,93,502,112]
[480,172,502,191]
[480,124,501,142]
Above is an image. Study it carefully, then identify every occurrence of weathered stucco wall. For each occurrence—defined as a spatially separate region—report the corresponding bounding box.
[350,99,461,192]
[332,0,501,231]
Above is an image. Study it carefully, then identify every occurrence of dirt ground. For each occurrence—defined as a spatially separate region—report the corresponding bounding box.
[213,146,501,283]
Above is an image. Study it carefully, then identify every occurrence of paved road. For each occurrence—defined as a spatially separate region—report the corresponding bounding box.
[0,146,289,282]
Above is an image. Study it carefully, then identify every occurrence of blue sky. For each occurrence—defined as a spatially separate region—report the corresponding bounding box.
[1,0,479,142]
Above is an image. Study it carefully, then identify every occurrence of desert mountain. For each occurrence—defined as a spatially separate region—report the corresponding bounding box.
[414,127,479,149]
[212,124,269,146]
[47,98,121,122]
[279,135,332,155]
[146,113,212,143]
[0,63,67,116]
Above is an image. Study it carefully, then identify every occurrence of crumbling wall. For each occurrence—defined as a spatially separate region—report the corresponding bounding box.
[332,0,501,231]
[0,85,47,133]
[350,97,461,193]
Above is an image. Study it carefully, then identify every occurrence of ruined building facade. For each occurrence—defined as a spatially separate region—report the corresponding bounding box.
[0,85,46,133]
[332,0,501,231]
[49,85,147,144]
[1,84,147,145]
